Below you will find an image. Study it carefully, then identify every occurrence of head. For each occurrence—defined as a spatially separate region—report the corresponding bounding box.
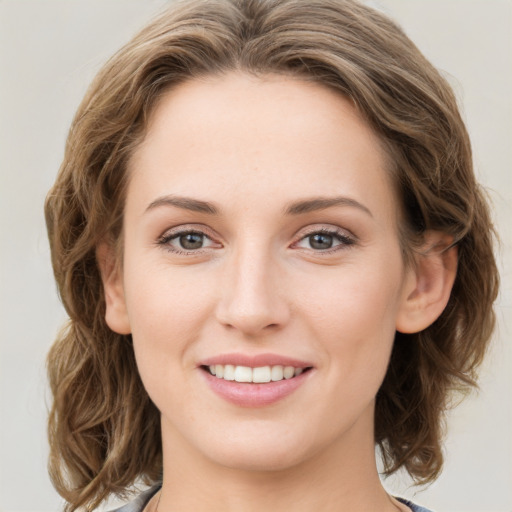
[45,0,499,510]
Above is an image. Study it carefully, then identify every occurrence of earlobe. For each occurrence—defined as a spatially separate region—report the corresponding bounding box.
[396,231,458,334]
[96,242,131,335]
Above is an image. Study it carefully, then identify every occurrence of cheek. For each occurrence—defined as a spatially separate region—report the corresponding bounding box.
[297,255,404,385]
[125,256,214,334]
[123,263,215,391]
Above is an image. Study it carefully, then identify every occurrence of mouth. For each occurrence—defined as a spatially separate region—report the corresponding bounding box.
[201,364,312,383]
[198,353,314,406]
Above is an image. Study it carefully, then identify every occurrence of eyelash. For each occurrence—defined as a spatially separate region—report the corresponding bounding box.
[157,228,218,255]
[293,227,356,254]
[156,226,356,256]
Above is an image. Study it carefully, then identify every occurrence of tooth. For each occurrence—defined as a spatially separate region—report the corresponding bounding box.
[253,366,271,383]
[271,365,284,381]
[283,366,295,379]
[208,363,303,383]
[223,364,235,381]
[234,365,252,383]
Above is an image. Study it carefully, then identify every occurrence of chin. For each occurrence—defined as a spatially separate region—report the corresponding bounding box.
[207,441,310,473]
[192,419,327,473]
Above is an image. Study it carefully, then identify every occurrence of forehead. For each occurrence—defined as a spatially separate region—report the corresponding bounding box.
[127,72,397,224]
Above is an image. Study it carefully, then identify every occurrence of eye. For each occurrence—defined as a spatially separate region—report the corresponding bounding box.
[306,232,337,250]
[294,228,355,252]
[175,232,207,250]
[157,228,219,254]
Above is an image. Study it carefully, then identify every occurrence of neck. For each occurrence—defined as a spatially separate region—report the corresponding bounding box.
[155,407,400,512]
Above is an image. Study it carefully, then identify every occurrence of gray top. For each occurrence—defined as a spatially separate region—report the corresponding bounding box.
[109,486,160,512]
[396,497,434,512]
[109,485,434,512]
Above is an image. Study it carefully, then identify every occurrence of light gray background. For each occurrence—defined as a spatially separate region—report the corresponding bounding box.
[0,1,510,511]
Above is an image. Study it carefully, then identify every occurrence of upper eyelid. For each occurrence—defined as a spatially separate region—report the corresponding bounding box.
[294,224,356,243]
[159,223,353,238]
[159,223,217,239]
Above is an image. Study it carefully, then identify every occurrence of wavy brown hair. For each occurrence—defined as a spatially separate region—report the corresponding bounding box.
[45,0,499,509]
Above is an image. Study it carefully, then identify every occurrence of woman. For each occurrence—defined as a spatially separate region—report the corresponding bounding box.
[44,0,499,511]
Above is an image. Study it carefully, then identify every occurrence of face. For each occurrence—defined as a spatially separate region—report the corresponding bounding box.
[105,72,419,472]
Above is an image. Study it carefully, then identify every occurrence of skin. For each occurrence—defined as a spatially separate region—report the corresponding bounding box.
[100,72,457,511]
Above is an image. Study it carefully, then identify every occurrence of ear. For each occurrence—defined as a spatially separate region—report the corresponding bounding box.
[96,242,131,335]
[396,231,458,334]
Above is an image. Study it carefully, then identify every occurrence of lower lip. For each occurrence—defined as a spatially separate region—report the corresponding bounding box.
[201,369,311,407]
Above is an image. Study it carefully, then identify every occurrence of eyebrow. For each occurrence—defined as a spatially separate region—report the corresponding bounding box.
[145,195,218,214]
[284,196,373,217]
[145,194,372,217]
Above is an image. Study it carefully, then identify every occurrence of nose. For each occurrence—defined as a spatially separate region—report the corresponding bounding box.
[215,243,290,337]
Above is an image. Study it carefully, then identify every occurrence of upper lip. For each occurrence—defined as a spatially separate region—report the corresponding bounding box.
[199,352,313,369]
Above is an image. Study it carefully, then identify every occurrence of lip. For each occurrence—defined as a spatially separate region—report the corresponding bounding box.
[201,369,311,407]
[199,352,313,369]
[198,353,314,408]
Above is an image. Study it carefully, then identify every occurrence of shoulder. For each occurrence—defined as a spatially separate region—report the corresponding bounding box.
[108,489,431,512]
[108,485,161,512]
[396,497,435,512]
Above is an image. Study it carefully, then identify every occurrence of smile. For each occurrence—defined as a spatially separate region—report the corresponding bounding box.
[206,364,307,383]
[199,355,314,407]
